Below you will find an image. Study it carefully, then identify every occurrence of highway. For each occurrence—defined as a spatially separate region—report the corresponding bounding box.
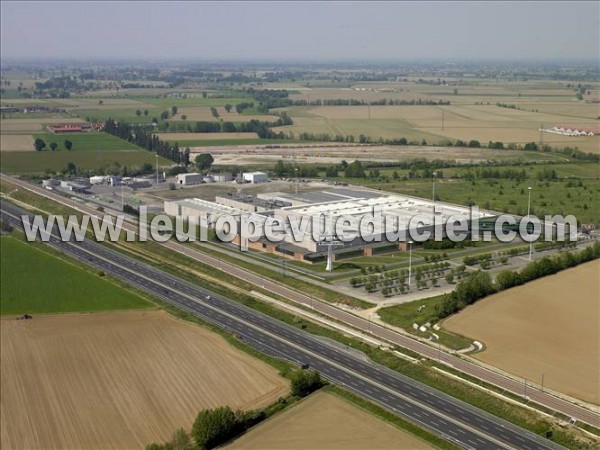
[2,173,598,429]
[1,200,566,450]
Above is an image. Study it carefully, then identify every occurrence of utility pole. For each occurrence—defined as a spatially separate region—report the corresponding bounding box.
[527,186,533,261]
[155,153,159,186]
[540,123,544,146]
[432,172,437,202]
[541,374,545,392]
[442,110,445,131]
[408,241,414,287]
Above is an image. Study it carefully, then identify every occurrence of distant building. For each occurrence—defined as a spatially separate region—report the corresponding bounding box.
[176,173,204,186]
[545,124,600,136]
[48,123,92,133]
[108,176,122,186]
[242,171,268,184]
[212,172,233,182]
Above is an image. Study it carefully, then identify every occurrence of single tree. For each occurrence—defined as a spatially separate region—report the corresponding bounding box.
[136,109,142,117]
[143,109,149,117]
[34,138,46,151]
[65,162,77,175]
[49,142,58,151]
[64,139,73,151]
[195,153,214,170]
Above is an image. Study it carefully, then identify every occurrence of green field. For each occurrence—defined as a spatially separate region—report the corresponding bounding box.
[341,163,600,224]
[33,132,143,151]
[0,236,151,314]
[71,108,162,122]
[141,96,251,107]
[1,150,169,174]
[378,295,447,330]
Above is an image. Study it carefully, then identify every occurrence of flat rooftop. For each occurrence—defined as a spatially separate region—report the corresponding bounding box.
[279,194,494,227]
[168,198,245,215]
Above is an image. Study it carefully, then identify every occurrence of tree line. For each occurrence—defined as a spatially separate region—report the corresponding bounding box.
[34,138,73,152]
[435,241,600,320]
[153,114,292,137]
[104,118,190,164]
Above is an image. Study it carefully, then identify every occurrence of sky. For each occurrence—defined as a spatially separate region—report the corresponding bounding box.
[1,1,599,61]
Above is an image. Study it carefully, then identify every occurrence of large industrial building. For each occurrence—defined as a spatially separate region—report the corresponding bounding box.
[164,187,494,263]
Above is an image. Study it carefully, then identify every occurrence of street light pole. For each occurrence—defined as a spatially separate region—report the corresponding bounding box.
[155,153,159,186]
[527,186,533,261]
[541,373,545,392]
[432,171,437,202]
[408,240,414,287]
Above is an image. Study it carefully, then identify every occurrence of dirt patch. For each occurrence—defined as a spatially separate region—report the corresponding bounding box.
[156,132,259,141]
[227,391,434,449]
[443,260,600,404]
[0,310,288,449]
[0,134,34,152]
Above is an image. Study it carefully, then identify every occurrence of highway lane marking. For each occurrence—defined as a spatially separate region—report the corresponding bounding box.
[2,181,596,429]
[0,204,568,450]
[60,236,515,450]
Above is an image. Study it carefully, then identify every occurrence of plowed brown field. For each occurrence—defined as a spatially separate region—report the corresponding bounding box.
[227,391,434,450]
[444,260,600,404]
[1,310,288,449]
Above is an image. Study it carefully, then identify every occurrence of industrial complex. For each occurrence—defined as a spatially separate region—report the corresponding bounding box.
[164,186,494,263]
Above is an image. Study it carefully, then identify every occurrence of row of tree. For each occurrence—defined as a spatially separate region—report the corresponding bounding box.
[34,138,73,152]
[104,118,191,164]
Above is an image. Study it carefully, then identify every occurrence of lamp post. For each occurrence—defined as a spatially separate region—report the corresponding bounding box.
[408,240,414,287]
[527,186,533,261]
[294,167,299,196]
[155,153,159,186]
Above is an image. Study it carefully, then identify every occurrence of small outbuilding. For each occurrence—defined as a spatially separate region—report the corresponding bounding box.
[242,171,268,184]
[176,173,204,186]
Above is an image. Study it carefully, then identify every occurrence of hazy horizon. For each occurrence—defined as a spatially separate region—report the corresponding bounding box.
[1,1,599,62]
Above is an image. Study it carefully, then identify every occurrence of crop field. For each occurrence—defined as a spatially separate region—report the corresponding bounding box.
[227,391,434,449]
[0,134,33,151]
[0,237,151,314]
[280,80,600,153]
[0,132,170,173]
[0,149,168,173]
[71,108,164,122]
[143,96,252,107]
[32,132,142,151]
[0,117,86,134]
[443,260,600,404]
[58,98,157,109]
[170,106,277,122]
[0,310,289,450]
[351,173,600,224]
[156,132,259,141]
